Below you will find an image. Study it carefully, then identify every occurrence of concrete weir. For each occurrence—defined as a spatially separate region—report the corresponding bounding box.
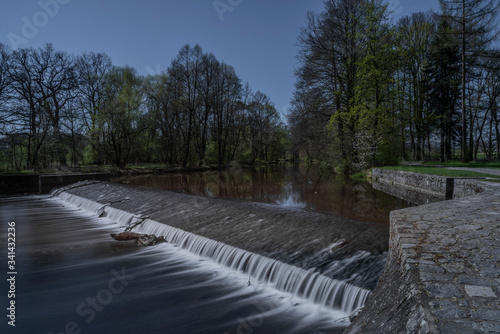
[346,169,500,333]
[52,181,390,316]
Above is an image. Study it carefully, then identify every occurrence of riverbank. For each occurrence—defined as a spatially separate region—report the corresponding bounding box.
[345,169,500,333]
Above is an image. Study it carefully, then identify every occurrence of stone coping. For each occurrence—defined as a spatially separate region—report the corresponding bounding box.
[345,172,500,333]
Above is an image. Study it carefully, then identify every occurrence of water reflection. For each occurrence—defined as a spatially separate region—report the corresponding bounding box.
[114,164,412,224]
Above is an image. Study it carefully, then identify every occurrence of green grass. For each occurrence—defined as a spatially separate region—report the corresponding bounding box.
[381,166,500,179]
[423,160,500,169]
[350,172,369,181]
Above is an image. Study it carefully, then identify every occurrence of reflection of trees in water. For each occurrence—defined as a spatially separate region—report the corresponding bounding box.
[121,164,411,224]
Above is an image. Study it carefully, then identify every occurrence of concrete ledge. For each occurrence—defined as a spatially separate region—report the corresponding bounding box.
[0,173,111,194]
[0,174,40,194]
[39,173,111,194]
[346,171,500,333]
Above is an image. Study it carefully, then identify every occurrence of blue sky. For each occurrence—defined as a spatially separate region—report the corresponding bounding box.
[0,0,441,118]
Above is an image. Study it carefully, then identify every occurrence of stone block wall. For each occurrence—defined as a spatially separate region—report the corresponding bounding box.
[372,168,449,198]
[372,168,486,201]
[345,170,500,333]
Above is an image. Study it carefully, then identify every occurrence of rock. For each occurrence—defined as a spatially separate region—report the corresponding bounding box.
[110,232,165,246]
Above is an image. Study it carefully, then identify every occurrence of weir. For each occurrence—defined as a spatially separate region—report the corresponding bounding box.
[53,181,389,315]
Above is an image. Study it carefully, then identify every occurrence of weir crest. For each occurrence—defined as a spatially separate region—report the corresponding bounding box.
[55,190,372,314]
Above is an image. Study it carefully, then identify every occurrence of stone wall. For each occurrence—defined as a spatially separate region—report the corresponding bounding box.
[372,178,444,205]
[345,171,500,333]
[372,168,486,202]
[372,168,450,199]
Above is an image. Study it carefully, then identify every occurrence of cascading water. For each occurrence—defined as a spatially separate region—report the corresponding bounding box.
[134,219,370,312]
[55,190,371,314]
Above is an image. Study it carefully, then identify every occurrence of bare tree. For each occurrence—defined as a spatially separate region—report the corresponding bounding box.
[101,66,145,168]
[439,0,499,161]
[76,52,113,165]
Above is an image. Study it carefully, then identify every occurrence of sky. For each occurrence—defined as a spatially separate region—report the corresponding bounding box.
[0,0,441,119]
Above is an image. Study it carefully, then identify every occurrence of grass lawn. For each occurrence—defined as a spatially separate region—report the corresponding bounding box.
[423,160,500,169]
[381,166,500,179]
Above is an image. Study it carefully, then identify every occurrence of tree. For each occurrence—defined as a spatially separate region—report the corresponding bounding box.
[439,0,499,161]
[76,52,113,165]
[292,0,399,169]
[31,44,78,166]
[246,91,281,163]
[168,44,204,166]
[8,47,48,170]
[1,42,283,170]
[351,0,399,167]
[426,15,461,162]
[396,13,435,161]
[0,44,12,131]
[101,66,145,168]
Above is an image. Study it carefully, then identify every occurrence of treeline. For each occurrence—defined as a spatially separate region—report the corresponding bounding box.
[0,43,287,172]
[289,0,499,171]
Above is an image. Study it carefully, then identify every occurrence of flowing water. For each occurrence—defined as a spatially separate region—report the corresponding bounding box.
[1,196,350,334]
[1,165,413,333]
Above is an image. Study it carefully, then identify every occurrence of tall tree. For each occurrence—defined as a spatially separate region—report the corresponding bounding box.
[101,66,145,168]
[396,13,435,161]
[439,0,499,161]
[211,62,242,167]
[31,44,78,166]
[247,91,280,163]
[427,15,461,162]
[168,44,204,166]
[8,47,48,170]
[0,44,12,130]
[76,52,113,165]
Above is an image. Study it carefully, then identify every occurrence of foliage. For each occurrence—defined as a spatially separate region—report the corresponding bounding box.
[290,0,499,172]
[0,43,287,171]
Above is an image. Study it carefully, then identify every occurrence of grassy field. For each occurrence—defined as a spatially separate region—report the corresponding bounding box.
[423,160,500,169]
[381,166,500,179]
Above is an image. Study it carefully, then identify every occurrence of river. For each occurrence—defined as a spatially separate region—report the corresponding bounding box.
[1,164,412,333]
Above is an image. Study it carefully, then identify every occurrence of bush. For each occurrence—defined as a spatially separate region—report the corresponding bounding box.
[375,141,400,166]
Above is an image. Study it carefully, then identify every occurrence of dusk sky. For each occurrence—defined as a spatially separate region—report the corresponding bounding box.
[1,0,441,119]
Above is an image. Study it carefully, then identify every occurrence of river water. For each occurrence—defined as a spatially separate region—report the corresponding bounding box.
[1,165,412,333]
[1,196,350,334]
[114,164,411,224]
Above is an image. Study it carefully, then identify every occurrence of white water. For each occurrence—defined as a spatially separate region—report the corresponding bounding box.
[55,191,371,314]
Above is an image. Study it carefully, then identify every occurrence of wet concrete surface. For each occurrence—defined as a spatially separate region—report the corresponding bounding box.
[56,181,390,290]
